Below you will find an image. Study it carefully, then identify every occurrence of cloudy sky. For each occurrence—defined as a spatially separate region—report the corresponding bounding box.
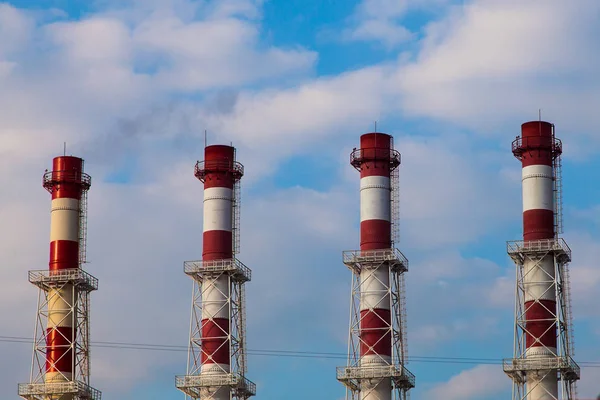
[1,0,600,399]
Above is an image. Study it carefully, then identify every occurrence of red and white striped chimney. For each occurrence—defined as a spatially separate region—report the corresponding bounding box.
[359,133,393,400]
[200,145,235,398]
[46,156,85,386]
[516,121,558,398]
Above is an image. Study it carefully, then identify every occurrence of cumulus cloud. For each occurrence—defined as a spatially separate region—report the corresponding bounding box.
[342,0,456,47]
[398,135,519,249]
[426,364,508,399]
[1,0,600,399]
[394,0,600,142]
[343,0,413,47]
[564,231,600,320]
[132,11,316,90]
[0,3,34,57]
[407,250,511,353]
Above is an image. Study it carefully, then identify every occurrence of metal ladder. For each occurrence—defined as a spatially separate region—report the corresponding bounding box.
[391,163,400,248]
[398,272,408,365]
[79,189,89,266]
[562,263,575,356]
[233,179,241,255]
[553,153,564,236]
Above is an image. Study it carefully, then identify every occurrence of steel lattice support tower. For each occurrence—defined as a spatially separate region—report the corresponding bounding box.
[176,145,256,400]
[337,133,415,400]
[18,156,101,400]
[503,121,580,400]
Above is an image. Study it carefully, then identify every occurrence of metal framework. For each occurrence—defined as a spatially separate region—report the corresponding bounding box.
[337,249,415,400]
[176,259,256,399]
[503,239,580,400]
[20,168,99,400]
[19,270,100,400]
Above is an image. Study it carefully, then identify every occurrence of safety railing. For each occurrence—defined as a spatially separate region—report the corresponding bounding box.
[343,248,408,273]
[350,148,401,171]
[175,373,256,396]
[194,160,244,182]
[503,356,580,381]
[506,238,571,262]
[43,171,91,193]
[18,381,101,399]
[184,258,252,283]
[511,136,562,160]
[337,364,415,390]
[28,269,98,291]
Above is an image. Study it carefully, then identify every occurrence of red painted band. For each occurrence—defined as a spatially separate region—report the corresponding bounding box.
[359,133,393,178]
[360,220,391,250]
[50,156,85,200]
[203,173,235,189]
[360,309,392,357]
[360,133,392,151]
[515,122,554,167]
[45,326,74,373]
[53,156,83,173]
[202,231,233,261]
[201,318,230,365]
[203,145,236,189]
[523,209,555,240]
[49,240,79,271]
[524,300,557,349]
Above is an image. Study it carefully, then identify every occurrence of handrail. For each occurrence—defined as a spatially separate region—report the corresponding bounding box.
[512,136,562,159]
[183,258,252,282]
[28,269,99,291]
[194,160,244,182]
[506,238,571,261]
[18,381,101,399]
[336,364,416,387]
[350,148,401,171]
[43,171,91,193]
[175,372,256,395]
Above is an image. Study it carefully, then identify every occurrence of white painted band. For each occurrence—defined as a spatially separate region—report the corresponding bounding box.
[202,276,230,320]
[47,287,74,328]
[361,354,392,366]
[50,198,80,242]
[203,187,233,232]
[526,346,558,358]
[201,363,231,373]
[525,375,558,400]
[523,257,556,302]
[45,371,73,382]
[360,267,391,311]
[360,379,392,400]
[360,176,391,222]
[360,354,392,400]
[522,165,554,212]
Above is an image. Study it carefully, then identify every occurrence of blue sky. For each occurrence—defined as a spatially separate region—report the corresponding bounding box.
[1,0,600,399]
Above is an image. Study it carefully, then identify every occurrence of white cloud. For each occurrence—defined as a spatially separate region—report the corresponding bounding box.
[0,3,34,57]
[407,251,511,353]
[49,18,132,65]
[132,12,316,90]
[392,134,521,249]
[1,0,600,398]
[564,231,600,319]
[344,0,413,47]
[347,18,413,48]
[426,364,508,399]
[394,0,600,140]
[486,275,514,308]
[343,0,456,47]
